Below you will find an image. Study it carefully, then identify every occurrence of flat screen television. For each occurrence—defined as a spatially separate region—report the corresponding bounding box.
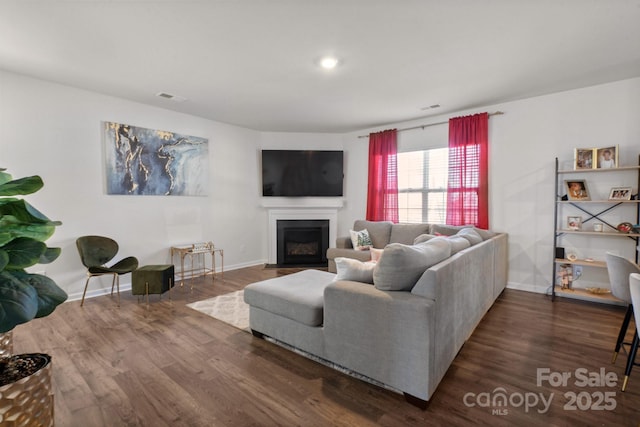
[261,150,344,197]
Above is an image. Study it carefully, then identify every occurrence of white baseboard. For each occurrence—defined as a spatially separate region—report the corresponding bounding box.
[66,259,269,303]
[506,282,551,295]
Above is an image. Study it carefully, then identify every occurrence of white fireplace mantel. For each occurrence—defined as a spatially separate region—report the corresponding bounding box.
[263,199,341,264]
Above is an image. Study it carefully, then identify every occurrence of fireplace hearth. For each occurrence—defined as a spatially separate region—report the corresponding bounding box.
[277,219,329,266]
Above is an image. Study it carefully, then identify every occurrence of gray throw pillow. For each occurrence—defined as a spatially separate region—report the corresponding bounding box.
[373,238,452,291]
[413,233,437,245]
[439,235,471,254]
[457,227,483,245]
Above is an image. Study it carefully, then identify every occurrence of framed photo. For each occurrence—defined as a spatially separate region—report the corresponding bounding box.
[557,263,574,290]
[595,145,618,169]
[567,215,582,230]
[565,179,590,201]
[574,148,595,170]
[608,186,632,201]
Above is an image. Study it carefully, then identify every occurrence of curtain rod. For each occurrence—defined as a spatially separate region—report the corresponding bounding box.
[357,111,504,138]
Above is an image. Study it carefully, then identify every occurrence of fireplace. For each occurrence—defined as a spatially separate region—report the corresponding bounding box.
[277,219,329,266]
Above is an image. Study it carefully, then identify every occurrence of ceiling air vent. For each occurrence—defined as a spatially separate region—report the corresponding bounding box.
[155,92,187,103]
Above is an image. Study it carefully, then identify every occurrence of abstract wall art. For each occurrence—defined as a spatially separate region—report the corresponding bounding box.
[103,122,209,196]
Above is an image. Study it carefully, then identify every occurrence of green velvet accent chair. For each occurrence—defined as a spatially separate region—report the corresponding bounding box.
[76,235,139,307]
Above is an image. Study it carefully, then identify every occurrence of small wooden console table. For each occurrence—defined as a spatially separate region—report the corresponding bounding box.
[170,242,224,288]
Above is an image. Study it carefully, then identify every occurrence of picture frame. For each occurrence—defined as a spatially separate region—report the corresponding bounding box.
[567,215,582,230]
[565,179,590,201]
[574,148,595,170]
[595,145,618,169]
[557,263,574,290]
[608,186,632,201]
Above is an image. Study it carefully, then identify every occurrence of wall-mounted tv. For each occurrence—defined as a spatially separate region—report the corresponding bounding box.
[262,150,344,197]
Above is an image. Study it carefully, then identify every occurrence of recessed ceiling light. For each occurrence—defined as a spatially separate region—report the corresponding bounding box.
[319,56,339,70]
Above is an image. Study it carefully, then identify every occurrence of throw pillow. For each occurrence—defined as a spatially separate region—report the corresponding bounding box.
[350,229,373,250]
[472,227,496,240]
[373,238,452,291]
[446,235,472,254]
[413,233,436,245]
[333,257,376,284]
[370,247,384,262]
[457,227,483,245]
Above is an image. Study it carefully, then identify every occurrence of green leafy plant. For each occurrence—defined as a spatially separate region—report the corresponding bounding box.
[0,169,67,333]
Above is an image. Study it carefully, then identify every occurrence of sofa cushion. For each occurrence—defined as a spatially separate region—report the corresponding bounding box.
[430,224,470,236]
[472,228,496,240]
[243,269,336,327]
[457,227,483,245]
[431,224,495,240]
[353,220,393,249]
[430,235,471,254]
[413,233,436,245]
[389,223,432,245]
[334,257,376,284]
[373,238,452,291]
[350,228,373,250]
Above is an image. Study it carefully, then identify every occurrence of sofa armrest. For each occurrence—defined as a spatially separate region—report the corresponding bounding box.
[336,236,353,249]
[323,280,436,400]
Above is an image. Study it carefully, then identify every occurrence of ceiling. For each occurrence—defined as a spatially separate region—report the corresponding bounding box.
[1,0,640,133]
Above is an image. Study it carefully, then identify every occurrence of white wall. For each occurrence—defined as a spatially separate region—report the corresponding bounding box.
[341,77,640,293]
[3,68,639,299]
[0,70,264,300]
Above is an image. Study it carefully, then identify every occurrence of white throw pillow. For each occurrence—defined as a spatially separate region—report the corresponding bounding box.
[333,257,376,284]
[350,229,373,250]
[370,247,384,262]
[373,238,452,291]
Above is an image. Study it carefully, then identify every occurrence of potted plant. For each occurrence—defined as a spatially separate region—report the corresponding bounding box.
[0,168,67,425]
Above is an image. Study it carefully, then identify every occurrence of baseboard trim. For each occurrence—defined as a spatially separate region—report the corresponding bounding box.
[506,282,549,295]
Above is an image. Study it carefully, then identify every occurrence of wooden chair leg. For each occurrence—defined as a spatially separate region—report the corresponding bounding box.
[613,304,633,363]
[622,331,639,391]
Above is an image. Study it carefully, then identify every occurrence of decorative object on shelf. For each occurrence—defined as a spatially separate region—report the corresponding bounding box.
[574,148,595,170]
[557,263,574,289]
[608,186,632,201]
[633,224,640,234]
[567,216,582,230]
[617,222,634,233]
[566,253,578,261]
[585,287,612,295]
[565,179,590,201]
[595,145,618,169]
[593,223,604,232]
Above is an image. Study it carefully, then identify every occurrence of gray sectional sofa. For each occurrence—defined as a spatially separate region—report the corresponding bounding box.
[244,221,508,407]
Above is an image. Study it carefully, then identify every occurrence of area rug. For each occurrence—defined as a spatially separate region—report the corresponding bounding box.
[186,290,250,332]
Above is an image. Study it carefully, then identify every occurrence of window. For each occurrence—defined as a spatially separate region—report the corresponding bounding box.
[397,148,448,224]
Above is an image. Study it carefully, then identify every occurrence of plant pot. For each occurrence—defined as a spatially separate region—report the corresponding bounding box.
[0,353,54,426]
[0,331,13,358]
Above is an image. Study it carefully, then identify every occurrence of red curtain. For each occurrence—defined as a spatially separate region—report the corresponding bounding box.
[446,113,489,229]
[366,129,399,223]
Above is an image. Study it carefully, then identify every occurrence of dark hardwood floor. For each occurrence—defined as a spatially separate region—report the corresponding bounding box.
[13,265,640,426]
